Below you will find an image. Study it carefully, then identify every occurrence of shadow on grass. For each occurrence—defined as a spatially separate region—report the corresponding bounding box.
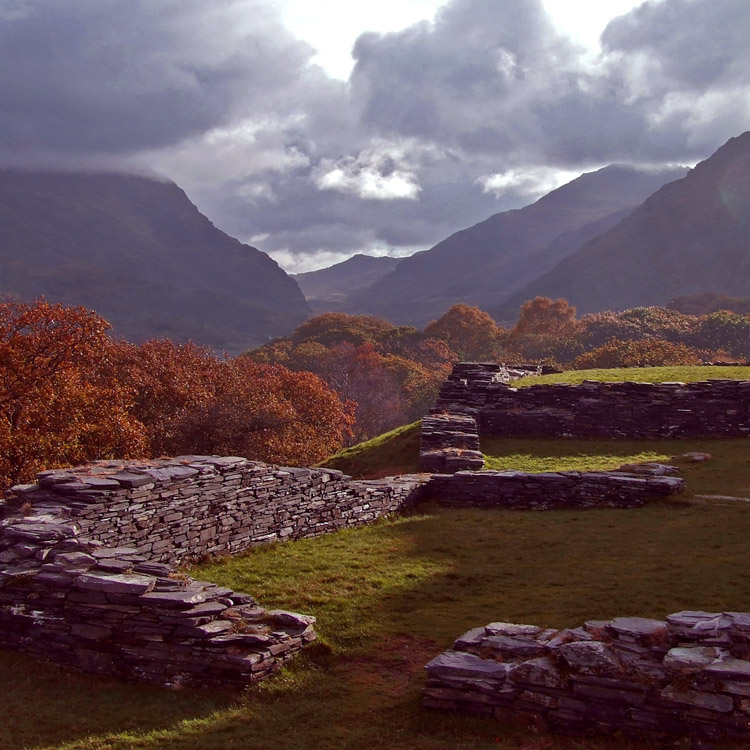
[6,440,750,749]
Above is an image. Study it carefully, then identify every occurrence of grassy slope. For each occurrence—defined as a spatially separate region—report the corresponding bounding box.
[321,421,421,478]
[6,492,750,749]
[514,365,750,387]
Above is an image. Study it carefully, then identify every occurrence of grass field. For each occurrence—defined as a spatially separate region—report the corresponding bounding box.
[5,491,750,750]
[5,365,750,749]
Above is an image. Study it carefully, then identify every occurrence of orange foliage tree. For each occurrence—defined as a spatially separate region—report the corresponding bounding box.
[506,297,581,363]
[111,339,354,465]
[572,338,703,370]
[247,313,455,442]
[424,304,505,361]
[0,301,356,489]
[0,300,144,487]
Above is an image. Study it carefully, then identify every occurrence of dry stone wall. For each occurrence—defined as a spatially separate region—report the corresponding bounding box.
[0,456,427,688]
[426,465,683,509]
[481,378,750,439]
[420,414,484,473]
[10,456,427,564]
[424,612,750,743]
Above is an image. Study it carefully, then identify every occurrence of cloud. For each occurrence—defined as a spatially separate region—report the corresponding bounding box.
[1,0,750,273]
[0,0,316,158]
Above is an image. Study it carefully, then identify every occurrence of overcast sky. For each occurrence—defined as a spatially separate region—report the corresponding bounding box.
[1,0,748,272]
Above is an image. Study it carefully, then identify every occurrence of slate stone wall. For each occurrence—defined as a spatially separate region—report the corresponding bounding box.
[425,467,683,509]
[0,456,427,688]
[424,612,750,743]
[481,379,750,439]
[8,456,427,564]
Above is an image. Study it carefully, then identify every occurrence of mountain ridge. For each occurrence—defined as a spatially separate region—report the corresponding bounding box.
[344,163,688,326]
[0,169,309,352]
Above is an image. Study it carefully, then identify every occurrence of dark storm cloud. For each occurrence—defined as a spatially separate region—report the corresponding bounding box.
[1,0,749,272]
[0,0,315,154]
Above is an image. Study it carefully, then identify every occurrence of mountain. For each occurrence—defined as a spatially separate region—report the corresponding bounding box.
[498,133,750,316]
[0,170,309,352]
[293,254,401,308]
[344,164,687,326]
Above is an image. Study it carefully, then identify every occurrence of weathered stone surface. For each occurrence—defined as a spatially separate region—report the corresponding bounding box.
[508,657,564,688]
[425,650,509,681]
[74,573,155,595]
[664,646,719,673]
[557,641,620,675]
[424,610,750,743]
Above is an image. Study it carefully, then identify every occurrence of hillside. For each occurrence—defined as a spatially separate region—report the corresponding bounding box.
[344,164,686,326]
[0,170,309,351]
[499,133,750,316]
[294,254,401,306]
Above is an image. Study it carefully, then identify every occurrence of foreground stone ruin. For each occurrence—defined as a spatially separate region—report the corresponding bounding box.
[424,612,750,743]
[0,455,426,687]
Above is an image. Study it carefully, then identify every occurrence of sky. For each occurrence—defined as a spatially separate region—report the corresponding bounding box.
[1,0,749,273]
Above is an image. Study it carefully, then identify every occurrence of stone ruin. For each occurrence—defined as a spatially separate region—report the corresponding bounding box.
[0,455,426,688]
[423,363,750,470]
[424,612,750,743]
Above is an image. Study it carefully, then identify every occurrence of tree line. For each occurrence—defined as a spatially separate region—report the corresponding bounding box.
[2,296,749,489]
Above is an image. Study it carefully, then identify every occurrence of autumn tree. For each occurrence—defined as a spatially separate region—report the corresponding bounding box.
[0,300,144,487]
[511,297,578,338]
[112,339,354,464]
[424,304,505,361]
[572,338,702,370]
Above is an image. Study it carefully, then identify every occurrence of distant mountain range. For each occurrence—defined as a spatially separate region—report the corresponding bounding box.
[0,170,309,352]
[494,132,750,317]
[293,254,400,311]
[4,132,749,351]
[342,163,688,326]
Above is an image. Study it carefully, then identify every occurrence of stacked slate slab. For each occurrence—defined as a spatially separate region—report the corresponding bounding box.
[420,414,484,473]
[424,612,750,743]
[431,362,544,415]
[422,362,543,473]
[480,379,750,439]
[5,456,427,564]
[425,464,684,509]
[0,456,428,688]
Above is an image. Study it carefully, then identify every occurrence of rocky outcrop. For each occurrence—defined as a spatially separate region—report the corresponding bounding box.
[424,611,750,742]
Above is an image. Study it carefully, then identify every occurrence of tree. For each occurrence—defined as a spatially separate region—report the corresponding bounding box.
[424,304,504,361]
[511,297,578,338]
[112,339,354,465]
[572,338,702,370]
[0,300,144,487]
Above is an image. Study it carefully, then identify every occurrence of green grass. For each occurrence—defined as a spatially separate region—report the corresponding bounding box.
[6,488,750,749]
[321,421,420,478]
[481,437,750,502]
[514,365,750,387]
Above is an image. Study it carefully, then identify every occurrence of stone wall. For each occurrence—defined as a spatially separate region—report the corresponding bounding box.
[423,612,750,743]
[8,456,426,564]
[425,465,684,509]
[420,414,484,473]
[0,456,427,688]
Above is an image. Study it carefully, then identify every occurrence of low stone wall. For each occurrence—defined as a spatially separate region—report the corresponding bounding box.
[419,414,484,473]
[423,612,750,743]
[0,510,315,689]
[0,456,427,688]
[425,465,684,509]
[481,379,750,439]
[432,362,544,415]
[7,456,426,564]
